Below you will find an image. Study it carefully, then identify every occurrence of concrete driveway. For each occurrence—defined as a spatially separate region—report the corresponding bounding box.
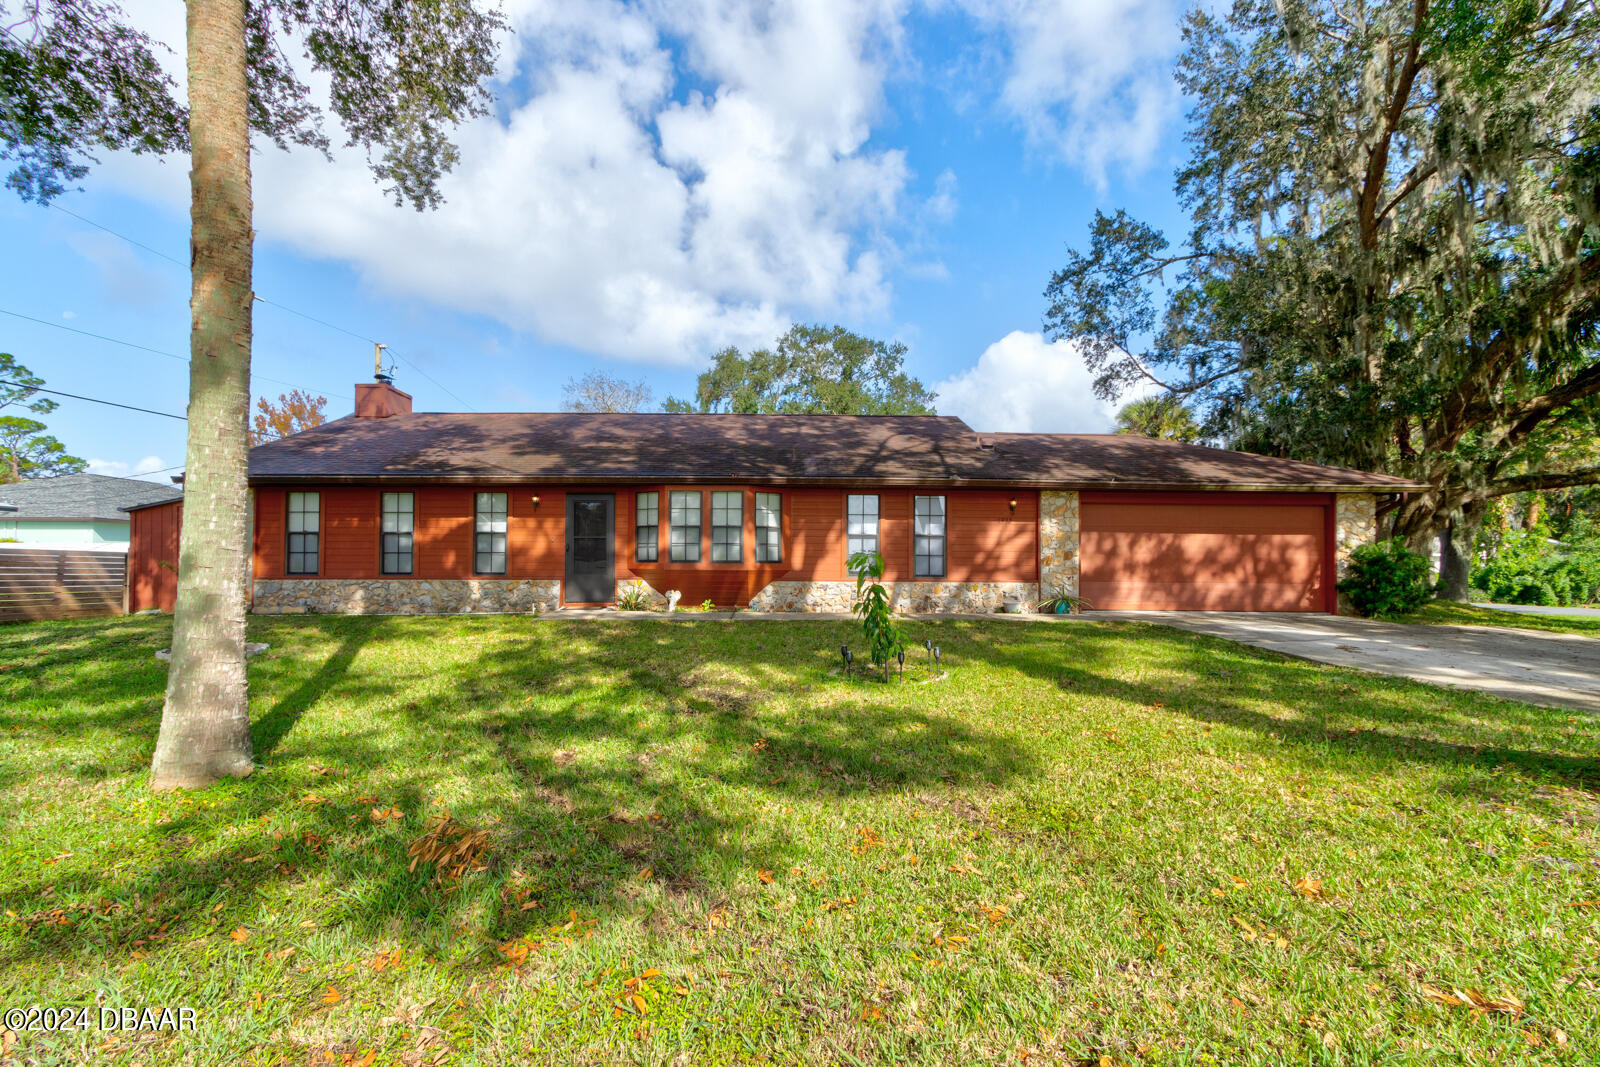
[1095,611,1600,713]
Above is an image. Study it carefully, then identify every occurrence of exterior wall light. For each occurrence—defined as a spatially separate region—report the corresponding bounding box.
[531,494,541,509]
[1008,497,1018,513]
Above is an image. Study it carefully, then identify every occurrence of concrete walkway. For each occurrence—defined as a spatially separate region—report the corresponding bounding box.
[1096,611,1600,713]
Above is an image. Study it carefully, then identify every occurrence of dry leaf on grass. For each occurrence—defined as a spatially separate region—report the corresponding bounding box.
[1292,877,1325,899]
[758,869,774,884]
[322,985,344,1006]
[1418,983,1523,1017]
[406,814,492,883]
[229,926,250,942]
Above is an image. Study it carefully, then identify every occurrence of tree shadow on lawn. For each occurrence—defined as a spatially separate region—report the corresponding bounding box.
[0,616,1036,972]
[979,619,1600,793]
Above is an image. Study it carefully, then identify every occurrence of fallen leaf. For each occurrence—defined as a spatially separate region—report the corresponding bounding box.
[322,985,343,1006]
[229,926,251,943]
[638,867,653,882]
[1292,877,1325,899]
[629,993,648,1014]
[758,869,774,884]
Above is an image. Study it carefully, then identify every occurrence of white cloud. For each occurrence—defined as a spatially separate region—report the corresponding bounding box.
[955,0,1183,182]
[105,0,913,366]
[97,0,1184,367]
[934,330,1128,432]
[86,455,169,480]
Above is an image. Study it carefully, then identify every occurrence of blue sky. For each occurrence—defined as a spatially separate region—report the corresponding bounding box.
[1,0,1195,481]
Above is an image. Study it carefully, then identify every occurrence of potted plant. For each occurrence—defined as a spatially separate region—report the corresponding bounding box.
[1038,584,1091,615]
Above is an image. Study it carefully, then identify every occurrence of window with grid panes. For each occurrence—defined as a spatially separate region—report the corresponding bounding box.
[754,492,781,563]
[381,492,414,574]
[635,491,659,562]
[669,490,701,562]
[846,494,878,560]
[913,495,946,577]
[474,492,507,574]
[286,492,319,574]
[710,491,742,562]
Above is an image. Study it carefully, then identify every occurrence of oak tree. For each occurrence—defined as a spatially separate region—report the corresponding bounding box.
[665,324,936,416]
[2,0,505,787]
[1043,0,1600,599]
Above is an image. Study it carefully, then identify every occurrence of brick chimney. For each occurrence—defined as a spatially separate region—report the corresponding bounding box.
[355,380,412,418]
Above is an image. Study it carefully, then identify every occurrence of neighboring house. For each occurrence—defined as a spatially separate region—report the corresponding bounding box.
[126,378,1422,616]
[0,473,181,548]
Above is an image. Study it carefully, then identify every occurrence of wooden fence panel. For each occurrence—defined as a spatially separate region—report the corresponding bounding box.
[0,549,127,623]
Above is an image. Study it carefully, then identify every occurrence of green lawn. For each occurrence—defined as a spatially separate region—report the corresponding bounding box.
[1402,600,1600,638]
[1,615,1596,1065]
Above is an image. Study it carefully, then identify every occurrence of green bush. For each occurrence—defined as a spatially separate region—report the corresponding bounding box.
[1471,527,1600,606]
[1338,539,1434,618]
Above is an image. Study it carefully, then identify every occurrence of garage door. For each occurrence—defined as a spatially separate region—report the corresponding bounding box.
[1080,493,1331,612]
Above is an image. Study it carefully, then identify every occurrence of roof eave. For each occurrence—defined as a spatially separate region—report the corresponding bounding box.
[245,473,1425,492]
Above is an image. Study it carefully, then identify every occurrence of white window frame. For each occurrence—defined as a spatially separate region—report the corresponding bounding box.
[846,494,879,561]
[474,492,508,575]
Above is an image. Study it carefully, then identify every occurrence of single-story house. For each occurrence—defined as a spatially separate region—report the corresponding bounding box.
[0,473,181,547]
[125,378,1422,615]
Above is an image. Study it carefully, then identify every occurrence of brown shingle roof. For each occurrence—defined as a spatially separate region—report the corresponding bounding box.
[246,412,1423,491]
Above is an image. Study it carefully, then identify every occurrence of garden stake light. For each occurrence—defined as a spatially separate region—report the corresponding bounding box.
[897,648,905,678]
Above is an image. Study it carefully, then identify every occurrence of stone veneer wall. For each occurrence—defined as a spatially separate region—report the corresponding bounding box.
[1334,492,1379,615]
[748,580,1038,614]
[1038,490,1080,600]
[253,578,561,615]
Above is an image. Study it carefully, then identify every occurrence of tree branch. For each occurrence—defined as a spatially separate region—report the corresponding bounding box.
[1488,466,1600,496]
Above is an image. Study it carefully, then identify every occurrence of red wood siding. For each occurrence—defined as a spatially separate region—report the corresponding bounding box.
[128,500,182,612]
[1079,491,1332,612]
[784,488,1037,583]
[247,484,1041,606]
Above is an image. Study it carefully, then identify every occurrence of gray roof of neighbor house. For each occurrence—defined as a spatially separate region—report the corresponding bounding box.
[0,473,182,521]
[245,412,1425,492]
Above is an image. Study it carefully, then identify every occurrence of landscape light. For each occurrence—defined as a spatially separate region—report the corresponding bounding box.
[897,648,905,678]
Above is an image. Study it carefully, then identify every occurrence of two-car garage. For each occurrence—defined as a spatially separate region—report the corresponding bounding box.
[1077,491,1334,612]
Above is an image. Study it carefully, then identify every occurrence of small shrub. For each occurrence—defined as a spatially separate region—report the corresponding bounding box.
[847,549,904,681]
[699,598,717,612]
[1472,527,1600,606]
[1338,539,1434,618]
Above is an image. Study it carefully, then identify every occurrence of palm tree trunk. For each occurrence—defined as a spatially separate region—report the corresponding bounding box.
[150,0,255,790]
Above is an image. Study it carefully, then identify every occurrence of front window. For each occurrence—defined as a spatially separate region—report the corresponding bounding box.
[286,491,319,574]
[474,492,507,574]
[755,492,781,563]
[381,492,414,575]
[669,490,701,562]
[914,495,946,577]
[846,494,879,559]
[711,491,742,563]
[635,491,659,562]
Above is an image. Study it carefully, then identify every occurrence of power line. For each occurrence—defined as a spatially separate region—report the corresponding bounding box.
[50,203,186,267]
[46,201,476,412]
[0,379,185,421]
[253,296,476,411]
[0,306,353,402]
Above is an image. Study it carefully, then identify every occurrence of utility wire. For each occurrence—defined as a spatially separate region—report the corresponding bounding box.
[50,203,186,267]
[254,295,476,411]
[0,379,186,421]
[47,201,476,412]
[0,307,353,402]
